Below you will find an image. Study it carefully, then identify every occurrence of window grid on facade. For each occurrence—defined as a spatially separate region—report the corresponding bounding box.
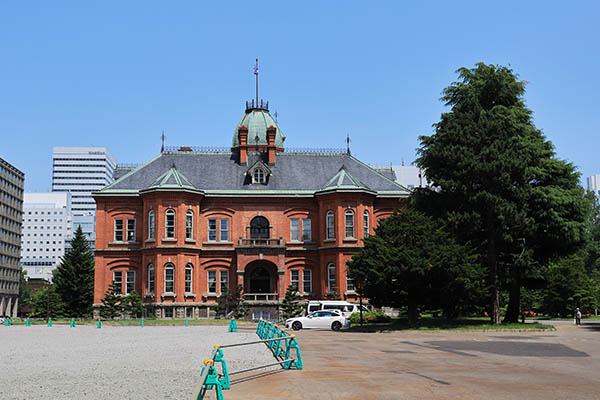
[208,219,217,241]
[164,263,174,293]
[126,271,135,294]
[345,210,355,238]
[186,211,193,239]
[148,264,155,293]
[185,264,193,292]
[220,270,229,293]
[220,219,229,241]
[303,269,312,293]
[207,270,217,293]
[302,218,311,241]
[113,271,123,293]
[165,209,175,238]
[290,218,300,241]
[327,263,336,292]
[253,168,265,184]
[114,219,123,241]
[363,211,369,237]
[326,211,335,240]
[291,270,300,291]
[127,218,136,242]
[346,271,355,291]
[148,210,155,240]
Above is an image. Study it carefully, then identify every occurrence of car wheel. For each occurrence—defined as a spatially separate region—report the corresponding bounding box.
[331,321,342,331]
[292,321,302,331]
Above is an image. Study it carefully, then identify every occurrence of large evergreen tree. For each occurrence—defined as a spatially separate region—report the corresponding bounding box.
[53,226,95,317]
[416,63,588,323]
[347,208,481,323]
[99,281,123,319]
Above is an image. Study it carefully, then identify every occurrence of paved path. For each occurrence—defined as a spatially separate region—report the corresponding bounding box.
[226,321,600,399]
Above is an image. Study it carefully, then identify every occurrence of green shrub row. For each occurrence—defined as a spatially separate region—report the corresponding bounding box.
[350,311,391,324]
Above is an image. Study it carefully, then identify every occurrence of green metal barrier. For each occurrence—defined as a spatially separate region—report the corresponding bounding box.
[194,319,303,399]
[228,318,238,332]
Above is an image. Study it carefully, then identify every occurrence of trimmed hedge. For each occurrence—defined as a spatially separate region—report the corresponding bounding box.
[350,311,391,324]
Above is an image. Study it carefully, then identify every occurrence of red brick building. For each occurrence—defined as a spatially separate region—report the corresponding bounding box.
[93,101,408,319]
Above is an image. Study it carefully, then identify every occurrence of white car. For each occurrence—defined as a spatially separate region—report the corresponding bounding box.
[285,310,350,331]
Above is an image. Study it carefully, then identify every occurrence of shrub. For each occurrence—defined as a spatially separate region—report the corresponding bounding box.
[350,311,391,324]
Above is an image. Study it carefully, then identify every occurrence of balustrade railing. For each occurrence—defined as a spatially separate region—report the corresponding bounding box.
[243,293,279,302]
[238,237,283,247]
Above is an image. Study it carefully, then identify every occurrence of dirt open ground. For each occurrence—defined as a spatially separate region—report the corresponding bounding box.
[2,320,599,399]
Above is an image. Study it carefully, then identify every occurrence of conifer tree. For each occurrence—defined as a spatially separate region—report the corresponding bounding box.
[124,291,145,318]
[215,285,248,319]
[99,281,123,319]
[53,226,95,317]
[280,285,304,320]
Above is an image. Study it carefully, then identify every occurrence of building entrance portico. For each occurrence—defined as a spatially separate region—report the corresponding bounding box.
[243,260,280,302]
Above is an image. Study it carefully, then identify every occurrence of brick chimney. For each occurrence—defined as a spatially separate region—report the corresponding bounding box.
[267,125,277,165]
[238,125,248,165]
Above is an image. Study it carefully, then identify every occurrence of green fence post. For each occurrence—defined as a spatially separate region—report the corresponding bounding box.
[97,319,102,329]
[186,318,189,327]
[47,318,52,327]
[141,318,144,328]
[70,318,75,328]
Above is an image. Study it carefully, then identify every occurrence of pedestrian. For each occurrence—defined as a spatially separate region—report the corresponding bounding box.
[575,308,582,326]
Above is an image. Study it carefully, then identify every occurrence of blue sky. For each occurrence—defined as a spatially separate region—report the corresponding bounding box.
[1,1,598,191]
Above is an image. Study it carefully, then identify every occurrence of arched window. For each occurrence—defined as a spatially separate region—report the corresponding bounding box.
[363,211,369,238]
[345,210,355,238]
[164,263,174,293]
[148,264,155,294]
[253,168,265,184]
[148,210,155,240]
[326,211,335,240]
[327,263,336,292]
[185,263,193,293]
[185,210,193,240]
[165,209,175,238]
[250,216,270,239]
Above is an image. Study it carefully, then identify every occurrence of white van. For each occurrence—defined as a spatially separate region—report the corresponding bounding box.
[306,300,370,317]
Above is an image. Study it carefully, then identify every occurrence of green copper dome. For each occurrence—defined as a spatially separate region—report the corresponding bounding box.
[233,106,285,148]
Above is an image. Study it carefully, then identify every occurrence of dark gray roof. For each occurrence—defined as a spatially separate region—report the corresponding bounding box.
[99,151,409,196]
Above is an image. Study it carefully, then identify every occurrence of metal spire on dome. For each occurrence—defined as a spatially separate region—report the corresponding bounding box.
[254,58,259,106]
[245,58,269,112]
[346,134,351,156]
[161,131,166,153]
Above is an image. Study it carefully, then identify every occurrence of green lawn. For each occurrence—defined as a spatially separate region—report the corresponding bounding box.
[347,317,554,332]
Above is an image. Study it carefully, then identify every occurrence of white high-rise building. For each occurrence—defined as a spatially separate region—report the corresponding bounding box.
[587,174,600,199]
[20,192,72,280]
[52,147,117,247]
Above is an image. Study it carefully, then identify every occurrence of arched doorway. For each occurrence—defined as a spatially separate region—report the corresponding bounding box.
[248,265,271,293]
[250,216,270,239]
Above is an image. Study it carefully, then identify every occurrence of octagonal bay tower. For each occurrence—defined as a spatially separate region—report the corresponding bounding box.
[93,99,409,319]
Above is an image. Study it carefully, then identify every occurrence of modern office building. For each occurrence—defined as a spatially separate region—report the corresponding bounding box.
[52,147,117,247]
[0,157,24,318]
[20,192,73,281]
[371,165,428,189]
[587,174,600,199]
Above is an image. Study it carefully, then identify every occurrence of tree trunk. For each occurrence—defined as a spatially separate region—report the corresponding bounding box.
[408,295,418,325]
[486,210,501,324]
[504,263,521,323]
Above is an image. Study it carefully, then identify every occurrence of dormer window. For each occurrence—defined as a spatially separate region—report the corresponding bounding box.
[247,160,271,185]
[253,168,265,184]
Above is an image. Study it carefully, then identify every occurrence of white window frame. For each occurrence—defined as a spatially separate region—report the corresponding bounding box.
[127,218,136,242]
[326,211,335,240]
[345,209,355,238]
[126,271,135,294]
[113,271,123,293]
[207,270,217,294]
[208,219,217,241]
[186,210,194,240]
[220,219,229,241]
[148,264,155,294]
[253,168,265,184]
[346,271,355,292]
[302,218,311,241]
[114,219,124,242]
[148,210,155,240]
[185,263,193,293]
[303,269,312,293]
[290,218,300,241]
[164,263,174,293]
[220,270,229,294]
[363,211,369,238]
[290,269,300,291]
[165,209,175,238]
[327,263,336,292]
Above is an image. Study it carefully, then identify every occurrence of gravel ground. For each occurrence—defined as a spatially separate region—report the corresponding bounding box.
[0,324,276,399]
